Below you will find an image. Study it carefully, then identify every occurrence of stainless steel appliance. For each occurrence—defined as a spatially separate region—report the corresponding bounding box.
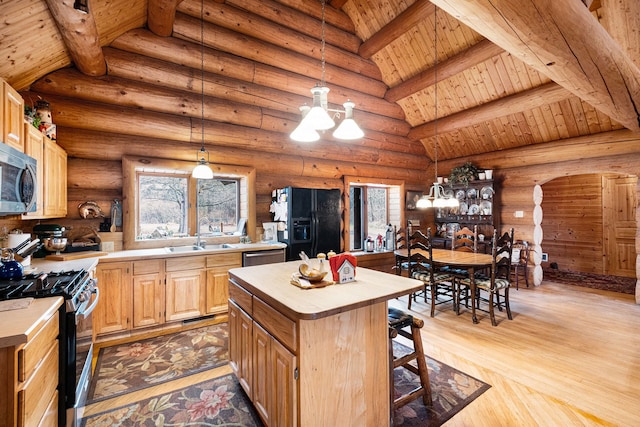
[33,223,65,258]
[273,187,341,260]
[242,248,286,266]
[0,142,37,215]
[0,269,99,427]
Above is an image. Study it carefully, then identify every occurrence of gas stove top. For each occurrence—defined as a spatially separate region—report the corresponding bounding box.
[0,270,89,301]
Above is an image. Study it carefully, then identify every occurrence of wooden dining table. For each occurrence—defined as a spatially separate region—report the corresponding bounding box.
[394,248,494,323]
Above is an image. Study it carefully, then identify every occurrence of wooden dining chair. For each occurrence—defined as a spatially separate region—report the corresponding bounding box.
[451,225,478,253]
[459,228,514,326]
[406,228,456,316]
[392,225,409,276]
[511,240,530,289]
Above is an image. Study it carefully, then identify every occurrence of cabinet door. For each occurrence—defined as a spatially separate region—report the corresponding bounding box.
[252,322,272,425]
[2,82,24,152]
[205,265,232,314]
[132,273,164,329]
[165,269,205,322]
[95,262,132,335]
[22,124,44,218]
[229,300,253,398]
[271,336,297,427]
[43,138,67,218]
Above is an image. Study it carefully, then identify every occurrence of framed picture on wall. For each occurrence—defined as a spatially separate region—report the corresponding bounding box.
[406,191,423,210]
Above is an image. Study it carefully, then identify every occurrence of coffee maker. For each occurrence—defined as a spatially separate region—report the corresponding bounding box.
[33,224,65,258]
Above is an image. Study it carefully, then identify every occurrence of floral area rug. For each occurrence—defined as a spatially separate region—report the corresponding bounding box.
[87,323,228,403]
[392,341,490,426]
[82,374,263,427]
[83,326,489,426]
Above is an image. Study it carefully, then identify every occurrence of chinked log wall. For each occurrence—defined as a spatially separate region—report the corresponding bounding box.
[435,129,640,299]
[19,17,429,232]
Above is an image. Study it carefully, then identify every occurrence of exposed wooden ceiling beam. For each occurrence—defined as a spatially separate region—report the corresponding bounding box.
[147,0,181,37]
[433,0,640,132]
[385,38,504,102]
[408,82,569,141]
[44,0,105,76]
[359,0,435,59]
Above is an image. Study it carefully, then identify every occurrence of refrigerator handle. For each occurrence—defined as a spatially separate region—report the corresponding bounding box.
[311,211,318,256]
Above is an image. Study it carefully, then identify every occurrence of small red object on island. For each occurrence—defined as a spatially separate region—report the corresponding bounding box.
[329,253,357,283]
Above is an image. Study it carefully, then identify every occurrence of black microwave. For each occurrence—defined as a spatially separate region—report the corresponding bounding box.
[0,142,37,215]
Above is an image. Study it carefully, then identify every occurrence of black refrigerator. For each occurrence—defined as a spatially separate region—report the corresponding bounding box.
[274,187,341,261]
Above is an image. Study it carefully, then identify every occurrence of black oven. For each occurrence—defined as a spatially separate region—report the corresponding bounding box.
[0,269,98,427]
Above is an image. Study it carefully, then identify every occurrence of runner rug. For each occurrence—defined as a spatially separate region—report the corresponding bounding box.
[87,323,229,403]
[84,326,489,426]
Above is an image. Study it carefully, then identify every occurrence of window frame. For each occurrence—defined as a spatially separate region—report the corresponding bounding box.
[344,176,405,252]
[122,155,256,250]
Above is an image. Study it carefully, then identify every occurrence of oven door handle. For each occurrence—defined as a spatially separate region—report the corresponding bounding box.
[79,287,100,320]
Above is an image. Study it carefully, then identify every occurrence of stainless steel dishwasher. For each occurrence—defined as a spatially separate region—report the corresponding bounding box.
[242,248,286,266]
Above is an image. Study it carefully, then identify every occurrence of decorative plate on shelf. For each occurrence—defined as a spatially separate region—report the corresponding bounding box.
[459,202,468,215]
[479,200,492,215]
[480,186,495,200]
[455,189,466,200]
[444,189,454,198]
[466,188,478,199]
[469,204,480,215]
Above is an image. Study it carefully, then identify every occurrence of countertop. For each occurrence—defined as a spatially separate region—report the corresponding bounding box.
[228,260,422,320]
[0,296,63,348]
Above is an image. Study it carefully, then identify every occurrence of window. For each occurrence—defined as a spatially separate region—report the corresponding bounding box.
[123,156,255,250]
[348,181,402,251]
[136,173,239,240]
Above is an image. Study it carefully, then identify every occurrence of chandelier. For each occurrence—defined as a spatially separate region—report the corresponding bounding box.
[290,0,364,142]
[192,0,214,179]
[417,6,458,209]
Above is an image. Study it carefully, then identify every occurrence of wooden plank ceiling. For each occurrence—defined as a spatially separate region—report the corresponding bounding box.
[1,0,638,162]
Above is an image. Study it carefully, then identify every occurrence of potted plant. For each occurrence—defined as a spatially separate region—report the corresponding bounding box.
[449,161,479,186]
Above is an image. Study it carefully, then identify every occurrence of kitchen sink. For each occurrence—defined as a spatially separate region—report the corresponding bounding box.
[166,245,204,252]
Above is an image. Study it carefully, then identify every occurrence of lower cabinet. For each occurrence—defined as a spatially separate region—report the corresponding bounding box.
[96,255,235,338]
[0,299,60,427]
[229,286,297,427]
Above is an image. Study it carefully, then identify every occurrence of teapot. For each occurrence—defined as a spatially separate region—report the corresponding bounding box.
[0,248,23,279]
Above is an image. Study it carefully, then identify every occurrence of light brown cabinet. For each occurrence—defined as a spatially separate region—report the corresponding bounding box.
[42,137,67,218]
[132,260,164,329]
[1,79,24,152]
[165,256,206,322]
[229,283,297,427]
[0,298,61,427]
[206,253,241,315]
[94,262,132,335]
[21,123,67,219]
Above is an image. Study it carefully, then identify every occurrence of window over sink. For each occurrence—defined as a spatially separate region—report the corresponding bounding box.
[122,156,256,250]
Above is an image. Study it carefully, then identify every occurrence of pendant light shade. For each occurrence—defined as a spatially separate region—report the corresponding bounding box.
[290,0,363,142]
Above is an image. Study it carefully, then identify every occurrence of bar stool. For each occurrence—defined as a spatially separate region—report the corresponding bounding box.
[388,307,432,420]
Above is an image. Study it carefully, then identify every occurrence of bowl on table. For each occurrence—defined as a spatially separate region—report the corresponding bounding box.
[298,263,328,282]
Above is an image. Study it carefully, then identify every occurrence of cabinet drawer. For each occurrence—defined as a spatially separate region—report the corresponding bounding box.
[229,280,252,315]
[18,341,58,427]
[166,256,205,271]
[206,252,242,267]
[253,296,297,353]
[17,313,59,383]
[133,260,163,275]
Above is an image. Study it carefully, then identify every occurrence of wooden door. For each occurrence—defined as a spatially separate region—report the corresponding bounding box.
[132,273,164,328]
[602,175,637,277]
[165,269,205,321]
[95,262,131,335]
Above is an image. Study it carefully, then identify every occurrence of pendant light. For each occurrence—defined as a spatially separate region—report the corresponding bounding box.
[290,0,364,142]
[417,6,458,209]
[192,0,214,180]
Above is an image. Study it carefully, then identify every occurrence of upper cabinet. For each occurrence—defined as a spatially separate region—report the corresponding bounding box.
[1,78,24,152]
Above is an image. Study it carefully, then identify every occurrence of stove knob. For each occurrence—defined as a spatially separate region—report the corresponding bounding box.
[78,290,88,302]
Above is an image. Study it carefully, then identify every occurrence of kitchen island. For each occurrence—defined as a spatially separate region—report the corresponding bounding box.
[228,261,422,427]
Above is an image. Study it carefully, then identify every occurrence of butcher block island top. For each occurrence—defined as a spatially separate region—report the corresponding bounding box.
[228,260,422,320]
[228,261,423,427]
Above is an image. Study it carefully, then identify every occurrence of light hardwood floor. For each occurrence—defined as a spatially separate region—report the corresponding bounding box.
[388,281,640,426]
[82,281,640,426]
